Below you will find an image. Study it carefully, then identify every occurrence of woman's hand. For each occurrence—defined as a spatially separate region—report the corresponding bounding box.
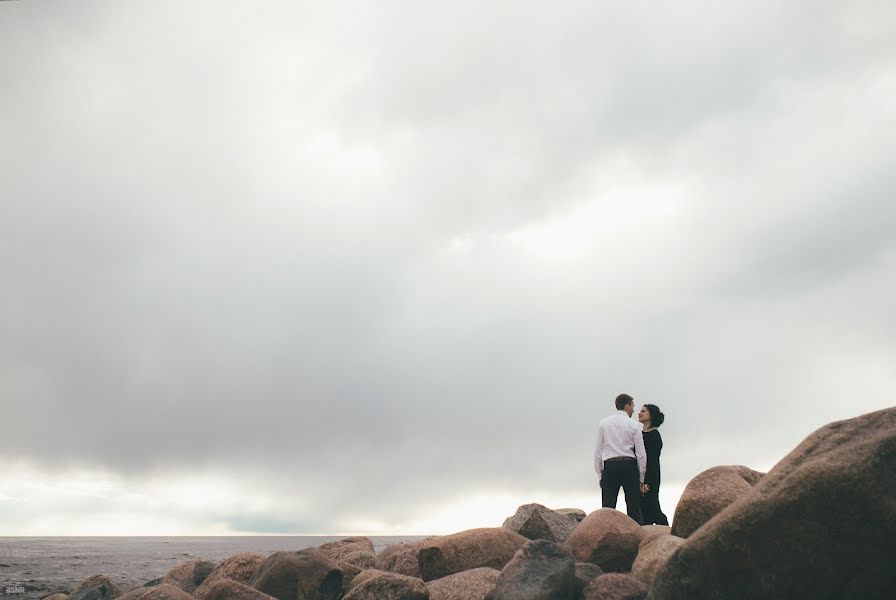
[640,483,650,494]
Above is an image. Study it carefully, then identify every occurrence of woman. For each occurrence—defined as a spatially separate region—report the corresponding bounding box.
[638,403,669,525]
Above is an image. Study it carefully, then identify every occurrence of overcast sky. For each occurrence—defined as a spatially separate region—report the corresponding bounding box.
[1,0,895,535]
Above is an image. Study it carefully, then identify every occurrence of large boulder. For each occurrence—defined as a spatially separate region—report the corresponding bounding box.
[417,528,528,581]
[649,406,896,599]
[318,537,376,563]
[378,539,438,578]
[43,596,69,600]
[639,525,671,546]
[488,539,577,600]
[248,549,342,600]
[161,559,216,593]
[573,563,603,595]
[670,465,763,538]
[425,567,499,600]
[562,509,645,572]
[203,579,279,600]
[502,503,578,543]
[118,585,193,600]
[194,553,266,600]
[582,573,647,600]
[555,508,587,523]
[630,535,683,588]
[342,570,428,600]
[70,576,122,600]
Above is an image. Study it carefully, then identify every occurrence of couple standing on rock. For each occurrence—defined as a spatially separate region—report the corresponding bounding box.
[593,392,669,525]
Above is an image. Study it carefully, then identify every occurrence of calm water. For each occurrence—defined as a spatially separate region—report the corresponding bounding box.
[0,536,426,600]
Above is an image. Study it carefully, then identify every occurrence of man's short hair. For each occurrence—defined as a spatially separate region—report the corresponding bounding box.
[615,393,634,410]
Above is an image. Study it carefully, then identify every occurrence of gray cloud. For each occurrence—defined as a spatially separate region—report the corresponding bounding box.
[1,0,895,533]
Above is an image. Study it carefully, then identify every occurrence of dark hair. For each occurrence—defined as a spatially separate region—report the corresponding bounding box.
[644,404,665,427]
[615,393,634,411]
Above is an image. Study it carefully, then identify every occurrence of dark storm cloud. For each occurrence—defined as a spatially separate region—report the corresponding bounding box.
[1,0,895,532]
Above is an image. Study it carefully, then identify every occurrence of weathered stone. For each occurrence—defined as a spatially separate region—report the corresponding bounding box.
[426,567,499,600]
[630,535,683,588]
[112,589,144,600]
[42,595,69,600]
[142,579,163,588]
[582,573,647,600]
[489,539,576,600]
[125,585,193,600]
[639,525,671,547]
[342,570,428,600]
[417,528,527,581]
[573,563,604,595]
[203,579,279,600]
[670,465,763,538]
[70,576,122,600]
[562,509,645,572]
[161,559,216,593]
[194,553,266,600]
[378,539,435,578]
[650,407,896,599]
[555,508,587,523]
[248,549,342,600]
[502,503,578,543]
[318,537,375,563]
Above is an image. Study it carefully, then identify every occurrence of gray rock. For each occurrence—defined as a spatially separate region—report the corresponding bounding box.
[573,563,604,595]
[502,503,578,543]
[555,508,587,523]
[489,539,576,600]
[69,576,122,600]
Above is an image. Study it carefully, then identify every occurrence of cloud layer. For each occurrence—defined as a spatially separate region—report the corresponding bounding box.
[1,0,895,534]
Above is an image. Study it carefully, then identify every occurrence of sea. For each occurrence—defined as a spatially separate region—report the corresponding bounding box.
[0,536,427,600]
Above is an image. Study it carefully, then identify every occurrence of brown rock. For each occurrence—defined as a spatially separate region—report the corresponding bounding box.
[670,465,763,538]
[203,579,279,600]
[248,549,342,600]
[194,552,266,600]
[125,585,193,600]
[318,537,375,562]
[502,503,578,543]
[489,539,577,600]
[573,563,604,595]
[69,575,122,600]
[650,406,896,599]
[582,573,647,600]
[42,595,69,600]
[562,509,645,572]
[639,525,671,547]
[161,559,216,593]
[630,535,682,588]
[417,528,528,581]
[425,567,499,600]
[342,570,428,600]
[378,539,436,578]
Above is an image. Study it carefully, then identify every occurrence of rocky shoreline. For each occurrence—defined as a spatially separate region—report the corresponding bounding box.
[37,406,895,599]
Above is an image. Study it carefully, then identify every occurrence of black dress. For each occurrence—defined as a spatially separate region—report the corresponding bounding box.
[640,429,669,525]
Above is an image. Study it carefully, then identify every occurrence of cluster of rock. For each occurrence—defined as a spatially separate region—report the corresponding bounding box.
[42,406,894,599]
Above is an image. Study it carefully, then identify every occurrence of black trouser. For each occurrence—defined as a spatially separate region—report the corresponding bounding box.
[640,484,669,525]
[601,458,643,524]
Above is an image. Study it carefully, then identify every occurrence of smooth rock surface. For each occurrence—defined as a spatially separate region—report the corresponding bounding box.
[203,579,280,600]
[573,563,604,595]
[70,576,123,600]
[426,567,500,600]
[562,509,645,572]
[248,549,342,600]
[650,407,896,600]
[417,528,527,581]
[670,465,763,538]
[194,553,266,600]
[489,539,576,600]
[502,503,578,543]
[342,570,429,600]
[318,537,376,563]
[161,559,216,593]
[630,535,683,588]
[582,573,647,600]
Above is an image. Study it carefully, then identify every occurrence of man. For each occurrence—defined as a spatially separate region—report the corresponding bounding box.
[594,393,648,523]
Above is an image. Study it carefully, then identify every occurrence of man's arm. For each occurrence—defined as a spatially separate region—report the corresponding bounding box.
[634,425,647,484]
[594,424,604,481]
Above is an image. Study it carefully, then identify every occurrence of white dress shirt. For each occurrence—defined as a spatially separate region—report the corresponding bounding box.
[594,410,647,483]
